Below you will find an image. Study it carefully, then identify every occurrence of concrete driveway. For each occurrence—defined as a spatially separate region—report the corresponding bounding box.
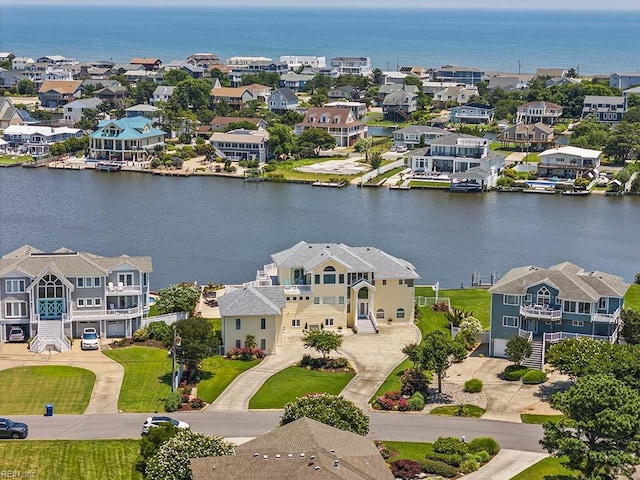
[0,342,124,414]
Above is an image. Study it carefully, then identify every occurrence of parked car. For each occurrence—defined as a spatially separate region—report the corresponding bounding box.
[141,416,189,435]
[396,146,408,153]
[80,328,99,350]
[8,327,25,342]
[0,418,28,439]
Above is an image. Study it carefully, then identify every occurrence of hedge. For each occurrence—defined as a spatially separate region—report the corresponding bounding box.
[420,459,458,478]
[424,451,463,467]
[522,369,548,384]
[503,364,529,381]
[468,437,500,455]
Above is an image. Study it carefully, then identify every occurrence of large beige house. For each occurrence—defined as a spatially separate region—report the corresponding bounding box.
[219,242,420,354]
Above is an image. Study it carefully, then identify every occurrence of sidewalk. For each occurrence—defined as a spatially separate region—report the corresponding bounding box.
[0,342,124,414]
[464,449,548,479]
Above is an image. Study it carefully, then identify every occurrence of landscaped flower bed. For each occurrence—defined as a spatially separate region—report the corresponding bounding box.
[298,354,353,373]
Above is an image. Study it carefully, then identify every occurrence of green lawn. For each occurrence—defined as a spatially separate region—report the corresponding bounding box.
[510,456,578,480]
[370,358,414,403]
[267,157,360,183]
[103,346,172,412]
[0,366,95,414]
[520,414,564,424]
[197,357,260,403]
[0,440,142,480]
[430,404,486,418]
[248,366,355,409]
[0,155,32,165]
[366,167,404,184]
[625,284,640,310]
[409,181,451,188]
[382,441,433,462]
[414,288,491,337]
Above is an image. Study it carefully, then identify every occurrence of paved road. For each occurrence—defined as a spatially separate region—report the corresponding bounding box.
[9,411,544,452]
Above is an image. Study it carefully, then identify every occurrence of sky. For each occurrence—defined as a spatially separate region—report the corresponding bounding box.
[3,0,640,9]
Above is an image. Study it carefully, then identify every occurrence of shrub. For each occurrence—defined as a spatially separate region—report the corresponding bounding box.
[433,437,468,456]
[400,368,428,396]
[420,459,458,478]
[468,437,500,455]
[432,301,449,312]
[391,459,423,480]
[455,328,476,350]
[164,391,182,412]
[190,397,204,409]
[407,392,425,411]
[503,364,529,381]
[464,378,483,393]
[522,369,548,384]
[181,394,190,404]
[374,441,390,460]
[397,397,409,411]
[224,347,266,360]
[146,321,173,345]
[459,316,483,335]
[460,459,480,474]
[451,341,468,362]
[132,328,149,342]
[475,450,490,463]
[424,451,463,467]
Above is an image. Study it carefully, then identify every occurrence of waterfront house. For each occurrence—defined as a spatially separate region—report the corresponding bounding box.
[208,116,267,132]
[623,86,640,107]
[186,53,222,69]
[61,97,103,127]
[11,57,35,70]
[279,72,316,92]
[38,80,82,108]
[499,122,555,151]
[0,68,23,88]
[486,74,532,91]
[545,76,581,87]
[267,87,299,113]
[219,242,420,355]
[36,55,76,67]
[2,125,83,156]
[382,87,418,122]
[294,107,366,147]
[228,61,288,86]
[433,65,484,86]
[581,95,626,124]
[488,262,629,369]
[0,245,152,350]
[152,85,175,103]
[210,86,263,109]
[327,85,362,101]
[125,104,159,121]
[515,101,563,125]
[535,68,568,78]
[280,55,326,70]
[329,57,372,76]
[609,72,640,90]
[449,103,495,124]
[89,116,166,161]
[209,128,270,164]
[432,85,479,107]
[422,81,464,95]
[130,57,162,71]
[392,125,448,150]
[191,418,394,480]
[537,146,601,179]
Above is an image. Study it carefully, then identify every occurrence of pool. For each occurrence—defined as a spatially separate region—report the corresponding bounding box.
[527,180,557,188]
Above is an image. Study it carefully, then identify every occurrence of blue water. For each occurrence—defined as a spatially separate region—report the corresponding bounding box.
[1,7,640,74]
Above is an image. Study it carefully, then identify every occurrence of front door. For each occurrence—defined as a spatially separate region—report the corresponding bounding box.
[358,301,368,318]
[527,318,538,333]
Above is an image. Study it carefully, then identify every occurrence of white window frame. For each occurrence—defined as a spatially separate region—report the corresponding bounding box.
[86,298,93,307]
[376,308,385,319]
[396,308,405,319]
[338,296,345,305]
[291,319,300,327]
[598,297,608,310]
[94,277,101,287]
[502,316,519,328]
[77,298,85,308]
[313,297,320,305]
[524,294,532,303]
[563,301,577,313]
[578,302,591,315]
[235,318,241,330]
[5,279,26,294]
[94,298,102,307]
[504,295,519,306]
[5,301,27,318]
[235,339,241,349]
[324,318,334,326]
[572,320,584,327]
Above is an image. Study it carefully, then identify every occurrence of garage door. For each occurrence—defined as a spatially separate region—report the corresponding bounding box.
[77,321,99,337]
[107,320,125,337]
[493,338,508,358]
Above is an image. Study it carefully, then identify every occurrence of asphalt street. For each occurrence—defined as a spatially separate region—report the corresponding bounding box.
[9,411,545,452]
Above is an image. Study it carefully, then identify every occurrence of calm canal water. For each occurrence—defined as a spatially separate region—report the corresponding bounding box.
[0,168,638,289]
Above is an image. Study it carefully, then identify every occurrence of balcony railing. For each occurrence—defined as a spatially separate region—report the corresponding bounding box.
[520,305,562,320]
[284,284,312,294]
[106,283,142,295]
[70,306,143,320]
[544,328,617,344]
[592,307,621,324]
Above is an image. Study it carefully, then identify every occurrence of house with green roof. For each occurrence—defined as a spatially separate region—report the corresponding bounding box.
[89,116,166,161]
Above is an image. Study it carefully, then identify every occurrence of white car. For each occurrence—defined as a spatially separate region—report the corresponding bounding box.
[396,146,408,153]
[80,328,99,350]
[8,327,25,342]
[141,416,189,435]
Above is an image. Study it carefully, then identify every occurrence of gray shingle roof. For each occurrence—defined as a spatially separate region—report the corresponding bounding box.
[218,286,285,316]
[273,87,298,102]
[394,125,446,135]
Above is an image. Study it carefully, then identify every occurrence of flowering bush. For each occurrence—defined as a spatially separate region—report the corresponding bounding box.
[432,302,450,312]
[181,394,190,404]
[224,347,266,361]
[300,354,350,370]
[374,441,390,459]
[190,397,204,409]
[374,391,423,411]
[400,368,428,396]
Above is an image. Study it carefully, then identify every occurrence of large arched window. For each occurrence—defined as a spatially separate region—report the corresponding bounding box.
[323,266,336,284]
[376,308,385,319]
[396,308,405,319]
[537,287,550,306]
[358,288,369,299]
[38,274,63,298]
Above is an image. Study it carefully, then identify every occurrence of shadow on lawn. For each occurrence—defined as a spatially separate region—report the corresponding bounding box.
[534,379,574,402]
[158,370,214,387]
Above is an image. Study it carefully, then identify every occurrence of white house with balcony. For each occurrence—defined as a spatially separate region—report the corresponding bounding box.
[329,57,371,76]
[0,245,152,352]
[280,55,326,70]
[538,146,601,179]
[89,116,166,161]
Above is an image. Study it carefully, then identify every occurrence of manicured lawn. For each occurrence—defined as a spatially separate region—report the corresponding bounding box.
[267,157,360,183]
[103,346,172,412]
[409,181,451,188]
[510,456,578,480]
[0,366,95,414]
[625,284,640,310]
[366,167,404,184]
[248,366,355,409]
[0,155,32,165]
[197,357,260,403]
[369,358,414,403]
[430,404,486,418]
[520,414,564,424]
[382,441,433,462]
[0,440,142,480]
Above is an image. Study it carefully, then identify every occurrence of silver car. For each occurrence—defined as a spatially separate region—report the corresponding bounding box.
[8,327,25,342]
[80,328,99,350]
[141,416,189,435]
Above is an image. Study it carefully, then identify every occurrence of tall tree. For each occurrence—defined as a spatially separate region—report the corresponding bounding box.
[74,108,101,131]
[176,316,218,376]
[173,77,212,111]
[621,308,640,345]
[155,283,201,315]
[403,331,456,393]
[301,329,343,359]
[604,122,640,165]
[130,78,156,106]
[163,69,189,86]
[295,128,336,157]
[16,79,37,95]
[267,123,295,159]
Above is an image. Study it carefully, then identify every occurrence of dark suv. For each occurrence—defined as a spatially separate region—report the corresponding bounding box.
[0,418,28,439]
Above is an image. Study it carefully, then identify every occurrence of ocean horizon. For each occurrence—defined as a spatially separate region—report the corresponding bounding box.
[1,6,640,74]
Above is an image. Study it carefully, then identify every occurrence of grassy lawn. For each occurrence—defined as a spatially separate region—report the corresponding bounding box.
[103,346,172,412]
[366,167,404,184]
[430,404,486,417]
[409,181,451,188]
[267,157,361,183]
[0,155,32,165]
[381,441,433,462]
[248,366,355,409]
[520,414,564,424]
[0,440,142,480]
[0,366,95,414]
[197,357,260,403]
[510,456,579,480]
[414,288,491,337]
[625,284,640,310]
[370,358,414,403]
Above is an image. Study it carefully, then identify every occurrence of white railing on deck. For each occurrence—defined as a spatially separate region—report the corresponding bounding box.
[71,306,143,320]
[520,305,562,320]
[593,307,621,323]
[141,311,188,327]
[106,284,142,295]
[518,328,533,342]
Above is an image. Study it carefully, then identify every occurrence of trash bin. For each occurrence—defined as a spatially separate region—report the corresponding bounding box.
[45,404,53,417]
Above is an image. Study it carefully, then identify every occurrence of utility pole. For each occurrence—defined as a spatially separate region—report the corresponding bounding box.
[171,326,181,392]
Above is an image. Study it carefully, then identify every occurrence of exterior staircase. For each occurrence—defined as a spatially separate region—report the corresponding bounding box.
[521,338,544,370]
[29,319,70,353]
[355,314,378,335]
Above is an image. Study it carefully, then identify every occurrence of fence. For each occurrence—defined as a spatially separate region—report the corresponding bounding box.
[415,296,450,309]
[359,159,406,185]
[451,325,490,344]
[141,311,189,327]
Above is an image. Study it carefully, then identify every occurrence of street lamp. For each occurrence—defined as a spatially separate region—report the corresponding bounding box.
[171,326,182,392]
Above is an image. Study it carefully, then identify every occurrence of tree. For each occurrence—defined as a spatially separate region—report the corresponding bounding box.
[17,79,37,95]
[175,316,218,377]
[369,151,382,170]
[163,69,190,86]
[604,121,640,165]
[238,99,266,118]
[280,393,369,435]
[154,283,201,315]
[208,68,230,87]
[505,336,533,365]
[130,78,156,106]
[145,429,234,480]
[540,374,640,480]
[267,123,295,159]
[277,109,304,126]
[213,99,232,116]
[623,106,640,123]
[354,137,372,161]
[458,316,483,335]
[621,308,640,345]
[140,423,180,469]
[403,331,456,393]
[301,329,343,359]
[295,128,336,157]
[546,338,613,379]
[223,120,258,132]
[570,116,611,150]
[173,77,212,111]
[309,92,327,107]
[74,108,101,131]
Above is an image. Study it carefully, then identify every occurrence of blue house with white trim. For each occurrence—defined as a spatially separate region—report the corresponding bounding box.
[89,116,166,161]
[488,262,629,369]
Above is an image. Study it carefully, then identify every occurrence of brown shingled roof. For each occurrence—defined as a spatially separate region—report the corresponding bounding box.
[38,80,82,94]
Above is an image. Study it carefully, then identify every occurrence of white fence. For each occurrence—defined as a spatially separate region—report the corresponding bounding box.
[359,159,406,185]
[451,325,490,344]
[141,311,189,327]
[415,296,450,309]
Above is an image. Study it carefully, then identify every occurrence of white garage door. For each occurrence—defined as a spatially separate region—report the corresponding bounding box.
[77,321,99,337]
[107,320,125,337]
[493,339,508,358]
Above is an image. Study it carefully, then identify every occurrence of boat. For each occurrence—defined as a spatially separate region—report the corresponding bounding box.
[561,190,591,196]
[95,161,122,172]
[450,181,482,192]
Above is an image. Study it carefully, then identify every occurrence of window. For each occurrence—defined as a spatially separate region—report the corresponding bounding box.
[5,279,26,293]
[235,339,241,349]
[323,266,336,284]
[260,339,266,350]
[5,302,27,318]
[118,273,134,286]
[382,279,387,286]
[338,296,345,305]
[324,318,334,326]
[399,279,404,285]
[77,298,85,307]
[502,316,519,328]
[572,320,584,327]
[314,274,320,284]
[578,302,591,314]
[38,274,63,298]
[504,295,519,306]
[338,274,345,284]
[406,279,414,287]
[313,297,320,305]
[77,277,84,287]
[260,318,266,330]
[86,298,94,307]
[323,297,335,305]
[376,308,385,319]
[525,294,532,303]
[598,297,608,310]
[536,287,550,306]
[396,308,405,319]
[563,301,577,313]
[235,318,241,330]
[94,277,101,287]
[94,298,102,307]
[291,319,300,327]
